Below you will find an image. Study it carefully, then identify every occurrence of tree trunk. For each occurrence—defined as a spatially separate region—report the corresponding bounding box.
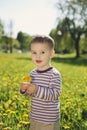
[75,39,80,58]
[9,38,13,53]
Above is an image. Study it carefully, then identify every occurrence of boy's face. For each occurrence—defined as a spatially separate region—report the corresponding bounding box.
[30,42,54,70]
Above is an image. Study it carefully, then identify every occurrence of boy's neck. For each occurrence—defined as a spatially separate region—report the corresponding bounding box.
[37,64,51,71]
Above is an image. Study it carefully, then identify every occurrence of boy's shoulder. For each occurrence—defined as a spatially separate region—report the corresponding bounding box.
[49,67,62,80]
[52,67,61,75]
[30,68,37,74]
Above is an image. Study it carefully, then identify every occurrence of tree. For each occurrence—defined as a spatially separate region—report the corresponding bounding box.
[17,31,32,51]
[50,28,62,53]
[17,31,25,51]
[1,36,9,53]
[56,0,87,58]
[8,20,13,53]
[0,19,4,45]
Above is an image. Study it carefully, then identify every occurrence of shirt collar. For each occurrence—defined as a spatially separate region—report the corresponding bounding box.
[36,67,53,73]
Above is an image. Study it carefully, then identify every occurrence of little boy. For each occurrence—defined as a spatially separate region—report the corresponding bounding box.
[20,35,62,130]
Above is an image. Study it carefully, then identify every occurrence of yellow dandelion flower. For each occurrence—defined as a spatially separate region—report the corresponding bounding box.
[64,124,70,129]
[13,95,17,100]
[0,121,3,126]
[9,111,15,114]
[3,113,7,116]
[19,121,30,125]
[22,75,32,82]
[6,109,12,113]
[0,105,3,110]
[17,123,22,128]
[3,127,12,130]
[0,113,2,117]
[23,113,29,118]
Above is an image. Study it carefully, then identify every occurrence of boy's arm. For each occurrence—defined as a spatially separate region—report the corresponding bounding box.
[34,73,62,101]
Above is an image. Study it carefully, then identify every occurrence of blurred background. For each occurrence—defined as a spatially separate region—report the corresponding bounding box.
[0,0,87,130]
[0,0,87,58]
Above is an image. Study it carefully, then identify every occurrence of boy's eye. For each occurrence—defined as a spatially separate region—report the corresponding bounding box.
[41,51,45,54]
[32,52,37,54]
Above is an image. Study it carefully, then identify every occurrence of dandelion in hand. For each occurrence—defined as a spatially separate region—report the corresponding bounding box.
[20,76,32,94]
[22,75,32,82]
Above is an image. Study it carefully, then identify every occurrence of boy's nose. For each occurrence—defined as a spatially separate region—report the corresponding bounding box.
[36,54,40,58]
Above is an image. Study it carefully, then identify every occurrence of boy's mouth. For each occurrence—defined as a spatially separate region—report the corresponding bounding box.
[36,60,42,63]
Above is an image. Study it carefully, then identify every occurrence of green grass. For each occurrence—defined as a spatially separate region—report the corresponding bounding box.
[0,53,87,130]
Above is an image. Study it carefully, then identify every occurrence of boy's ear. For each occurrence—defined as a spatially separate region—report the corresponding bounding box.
[51,50,55,58]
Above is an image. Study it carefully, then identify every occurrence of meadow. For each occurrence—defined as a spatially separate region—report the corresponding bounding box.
[0,53,87,130]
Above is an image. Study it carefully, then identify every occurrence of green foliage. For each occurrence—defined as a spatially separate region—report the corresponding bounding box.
[0,19,4,37]
[0,31,33,53]
[16,31,25,50]
[50,28,62,53]
[16,31,33,52]
[12,39,20,49]
[0,19,4,49]
[50,29,75,53]
[80,34,87,53]
[0,53,87,129]
[53,0,87,58]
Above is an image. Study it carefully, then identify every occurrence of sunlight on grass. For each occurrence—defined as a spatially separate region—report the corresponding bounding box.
[0,53,87,130]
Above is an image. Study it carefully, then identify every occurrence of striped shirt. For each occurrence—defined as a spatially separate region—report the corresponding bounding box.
[30,67,62,123]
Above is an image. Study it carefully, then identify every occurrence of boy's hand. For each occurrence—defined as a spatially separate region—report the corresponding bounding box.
[26,84,38,95]
[20,82,30,93]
